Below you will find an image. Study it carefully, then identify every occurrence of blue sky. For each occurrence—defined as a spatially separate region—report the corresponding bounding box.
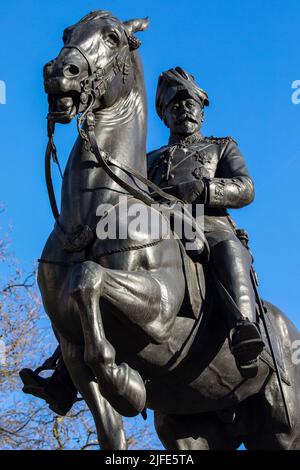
[1,0,299,319]
[0,0,300,448]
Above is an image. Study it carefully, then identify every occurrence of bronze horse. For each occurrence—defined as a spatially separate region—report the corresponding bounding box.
[38,10,300,449]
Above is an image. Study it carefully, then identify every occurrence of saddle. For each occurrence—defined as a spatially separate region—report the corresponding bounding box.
[175,245,291,433]
[177,239,205,320]
[178,229,290,387]
[259,304,290,385]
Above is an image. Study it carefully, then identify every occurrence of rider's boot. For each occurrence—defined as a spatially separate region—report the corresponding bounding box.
[20,352,78,415]
[207,237,265,379]
[229,319,265,378]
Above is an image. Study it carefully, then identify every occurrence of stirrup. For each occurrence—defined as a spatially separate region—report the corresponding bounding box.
[230,321,265,378]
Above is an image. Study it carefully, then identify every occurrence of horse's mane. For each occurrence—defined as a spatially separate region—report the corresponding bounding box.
[66,10,121,33]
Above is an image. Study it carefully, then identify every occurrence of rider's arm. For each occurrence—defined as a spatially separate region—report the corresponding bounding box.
[205,140,255,209]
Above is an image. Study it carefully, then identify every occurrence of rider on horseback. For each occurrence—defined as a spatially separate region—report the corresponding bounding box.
[20,67,264,416]
[148,66,264,377]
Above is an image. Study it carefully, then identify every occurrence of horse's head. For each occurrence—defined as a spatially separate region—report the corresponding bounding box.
[44,10,149,124]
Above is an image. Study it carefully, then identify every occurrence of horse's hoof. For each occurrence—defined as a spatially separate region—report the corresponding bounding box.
[19,368,76,416]
[103,363,146,417]
[20,368,48,396]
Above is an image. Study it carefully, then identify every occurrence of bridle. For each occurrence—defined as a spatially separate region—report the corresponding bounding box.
[63,42,131,122]
[44,38,209,259]
[45,40,180,222]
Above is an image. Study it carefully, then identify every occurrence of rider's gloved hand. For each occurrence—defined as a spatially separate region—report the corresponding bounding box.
[169,179,206,203]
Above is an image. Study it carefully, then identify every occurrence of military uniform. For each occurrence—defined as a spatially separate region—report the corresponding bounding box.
[147,132,257,330]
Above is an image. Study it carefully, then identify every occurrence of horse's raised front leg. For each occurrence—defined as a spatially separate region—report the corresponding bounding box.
[69,245,185,417]
[59,336,127,450]
[70,261,147,417]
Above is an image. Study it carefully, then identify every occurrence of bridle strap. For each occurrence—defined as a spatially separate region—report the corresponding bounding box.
[62,44,129,98]
[45,114,209,255]
[44,45,202,223]
[44,44,130,221]
[62,45,95,74]
[86,122,210,257]
[45,120,60,220]
[45,108,185,221]
[86,117,209,255]
[86,112,155,206]
[98,145,182,203]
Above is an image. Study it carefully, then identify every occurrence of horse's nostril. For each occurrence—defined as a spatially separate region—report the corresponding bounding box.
[63,64,80,77]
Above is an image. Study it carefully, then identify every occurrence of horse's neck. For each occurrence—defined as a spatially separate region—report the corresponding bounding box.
[92,52,147,181]
[60,77,147,231]
[94,86,147,176]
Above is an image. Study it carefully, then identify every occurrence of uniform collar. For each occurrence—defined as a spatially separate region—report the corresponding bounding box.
[168,132,207,147]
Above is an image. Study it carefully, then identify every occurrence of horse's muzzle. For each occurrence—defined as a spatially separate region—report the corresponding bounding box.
[47,91,78,124]
[44,76,82,95]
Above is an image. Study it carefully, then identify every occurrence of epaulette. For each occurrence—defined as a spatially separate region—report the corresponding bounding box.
[205,136,237,145]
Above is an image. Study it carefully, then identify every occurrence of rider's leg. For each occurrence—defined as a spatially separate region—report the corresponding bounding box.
[209,238,256,326]
[208,236,264,377]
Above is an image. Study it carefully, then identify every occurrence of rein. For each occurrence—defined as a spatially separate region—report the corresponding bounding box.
[45,108,181,223]
[45,41,182,222]
[44,41,209,258]
[43,44,210,259]
[45,120,60,220]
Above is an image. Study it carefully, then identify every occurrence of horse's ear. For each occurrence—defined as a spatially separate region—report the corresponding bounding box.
[123,17,149,35]
[123,17,149,50]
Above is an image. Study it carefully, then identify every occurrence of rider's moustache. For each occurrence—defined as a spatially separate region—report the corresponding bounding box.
[176,113,198,125]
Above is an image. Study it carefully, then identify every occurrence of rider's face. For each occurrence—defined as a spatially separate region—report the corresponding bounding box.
[164,98,203,135]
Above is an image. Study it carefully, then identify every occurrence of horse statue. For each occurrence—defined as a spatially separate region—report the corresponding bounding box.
[38,10,300,449]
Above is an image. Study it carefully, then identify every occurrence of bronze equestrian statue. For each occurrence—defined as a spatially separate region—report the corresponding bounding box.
[20,10,300,450]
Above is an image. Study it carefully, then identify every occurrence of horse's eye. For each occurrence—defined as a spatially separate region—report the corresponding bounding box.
[106,32,120,47]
